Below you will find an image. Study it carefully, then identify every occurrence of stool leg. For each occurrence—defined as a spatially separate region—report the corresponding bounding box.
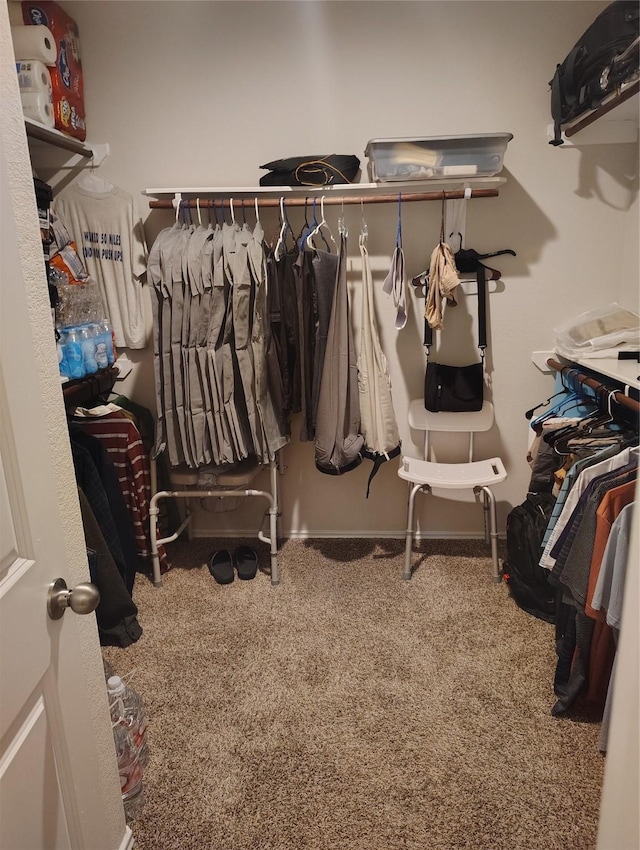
[404,484,422,580]
[482,490,490,545]
[479,486,501,583]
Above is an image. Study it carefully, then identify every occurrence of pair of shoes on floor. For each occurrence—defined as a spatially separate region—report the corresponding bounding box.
[208,546,258,585]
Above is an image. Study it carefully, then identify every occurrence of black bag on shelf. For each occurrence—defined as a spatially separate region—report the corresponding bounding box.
[423,264,487,413]
[259,154,361,187]
[549,0,639,145]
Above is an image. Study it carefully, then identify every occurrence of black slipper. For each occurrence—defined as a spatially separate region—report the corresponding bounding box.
[234,545,258,580]
[208,549,234,584]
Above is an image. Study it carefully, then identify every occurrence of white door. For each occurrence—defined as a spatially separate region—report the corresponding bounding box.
[0,15,130,850]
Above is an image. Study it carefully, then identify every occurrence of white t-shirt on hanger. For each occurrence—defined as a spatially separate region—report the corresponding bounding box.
[54,179,148,349]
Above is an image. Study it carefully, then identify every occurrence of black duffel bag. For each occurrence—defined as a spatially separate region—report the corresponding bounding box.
[259,154,361,187]
[549,0,639,145]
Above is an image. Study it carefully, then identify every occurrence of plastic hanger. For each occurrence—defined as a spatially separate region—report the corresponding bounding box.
[254,196,261,226]
[338,196,347,238]
[275,197,292,260]
[76,154,114,193]
[524,390,568,420]
[309,195,336,253]
[298,197,312,250]
[360,198,368,243]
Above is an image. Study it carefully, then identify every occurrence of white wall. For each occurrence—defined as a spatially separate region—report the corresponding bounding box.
[57,0,638,538]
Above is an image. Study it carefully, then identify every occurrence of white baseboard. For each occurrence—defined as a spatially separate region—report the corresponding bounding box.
[189,529,501,541]
[118,826,135,850]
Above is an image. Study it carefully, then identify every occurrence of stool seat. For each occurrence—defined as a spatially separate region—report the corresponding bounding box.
[398,455,507,490]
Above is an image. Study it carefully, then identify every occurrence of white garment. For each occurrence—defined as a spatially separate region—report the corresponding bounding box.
[539,446,638,571]
[54,181,148,349]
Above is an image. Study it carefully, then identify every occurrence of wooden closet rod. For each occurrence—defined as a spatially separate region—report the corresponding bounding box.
[547,357,640,414]
[148,187,499,210]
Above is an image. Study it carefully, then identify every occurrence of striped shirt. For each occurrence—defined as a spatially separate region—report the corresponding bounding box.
[73,411,166,568]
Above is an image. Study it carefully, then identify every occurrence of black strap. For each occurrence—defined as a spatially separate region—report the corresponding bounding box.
[423,265,487,357]
[315,453,363,476]
[363,445,402,498]
[549,64,564,146]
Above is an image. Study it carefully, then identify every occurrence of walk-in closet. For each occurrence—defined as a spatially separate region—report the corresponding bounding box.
[1,2,638,849]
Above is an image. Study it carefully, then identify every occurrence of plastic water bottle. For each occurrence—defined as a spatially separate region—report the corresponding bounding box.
[96,319,116,369]
[93,323,110,369]
[107,676,149,769]
[110,717,144,821]
[79,324,98,374]
[63,327,85,379]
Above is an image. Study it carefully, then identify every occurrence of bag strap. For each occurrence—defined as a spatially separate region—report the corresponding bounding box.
[294,158,354,186]
[424,263,487,359]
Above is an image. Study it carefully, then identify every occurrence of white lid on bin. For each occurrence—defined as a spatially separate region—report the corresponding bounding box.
[365,133,514,154]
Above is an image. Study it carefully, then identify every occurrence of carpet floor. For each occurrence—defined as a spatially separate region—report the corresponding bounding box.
[103,538,605,850]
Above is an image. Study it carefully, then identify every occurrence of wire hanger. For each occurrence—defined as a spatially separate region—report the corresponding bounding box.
[229,197,235,226]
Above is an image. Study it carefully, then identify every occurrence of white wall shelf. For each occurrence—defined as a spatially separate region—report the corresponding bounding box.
[25,117,110,167]
[144,176,506,198]
[144,177,507,212]
[548,79,639,146]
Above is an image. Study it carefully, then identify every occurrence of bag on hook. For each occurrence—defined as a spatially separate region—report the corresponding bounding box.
[259,154,361,187]
[424,362,484,413]
[423,264,487,413]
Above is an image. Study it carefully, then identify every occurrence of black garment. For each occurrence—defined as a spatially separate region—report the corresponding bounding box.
[528,438,565,494]
[295,249,318,442]
[79,488,142,647]
[70,427,139,594]
[279,249,302,420]
[70,439,128,588]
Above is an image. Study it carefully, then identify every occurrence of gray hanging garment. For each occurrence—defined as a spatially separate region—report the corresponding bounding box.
[357,233,401,497]
[314,231,364,475]
[382,198,407,330]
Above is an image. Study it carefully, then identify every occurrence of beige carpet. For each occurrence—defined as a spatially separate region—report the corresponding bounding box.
[103,538,605,850]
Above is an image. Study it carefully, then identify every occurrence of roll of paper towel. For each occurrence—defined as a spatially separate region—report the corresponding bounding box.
[11,25,57,66]
[16,61,52,97]
[21,92,55,128]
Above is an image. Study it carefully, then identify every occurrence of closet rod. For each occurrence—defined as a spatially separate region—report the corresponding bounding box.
[547,358,640,414]
[148,187,499,210]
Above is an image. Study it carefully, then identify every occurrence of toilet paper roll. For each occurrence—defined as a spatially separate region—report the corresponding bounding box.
[21,91,55,128]
[16,60,52,98]
[11,25,57,66]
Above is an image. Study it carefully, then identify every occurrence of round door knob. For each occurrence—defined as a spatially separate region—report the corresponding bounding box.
[47,578,100,620]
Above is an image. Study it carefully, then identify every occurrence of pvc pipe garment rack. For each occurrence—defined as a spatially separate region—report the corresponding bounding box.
[547,357,640,415]
[148,185,500,211]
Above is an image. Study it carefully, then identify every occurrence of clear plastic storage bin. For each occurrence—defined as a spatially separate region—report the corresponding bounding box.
[364,133,513,182]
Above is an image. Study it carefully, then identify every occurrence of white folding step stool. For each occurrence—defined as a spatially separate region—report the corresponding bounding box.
[398,400,507,582]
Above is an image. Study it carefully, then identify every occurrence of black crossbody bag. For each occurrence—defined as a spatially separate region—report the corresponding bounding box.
[424,264,486,413]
